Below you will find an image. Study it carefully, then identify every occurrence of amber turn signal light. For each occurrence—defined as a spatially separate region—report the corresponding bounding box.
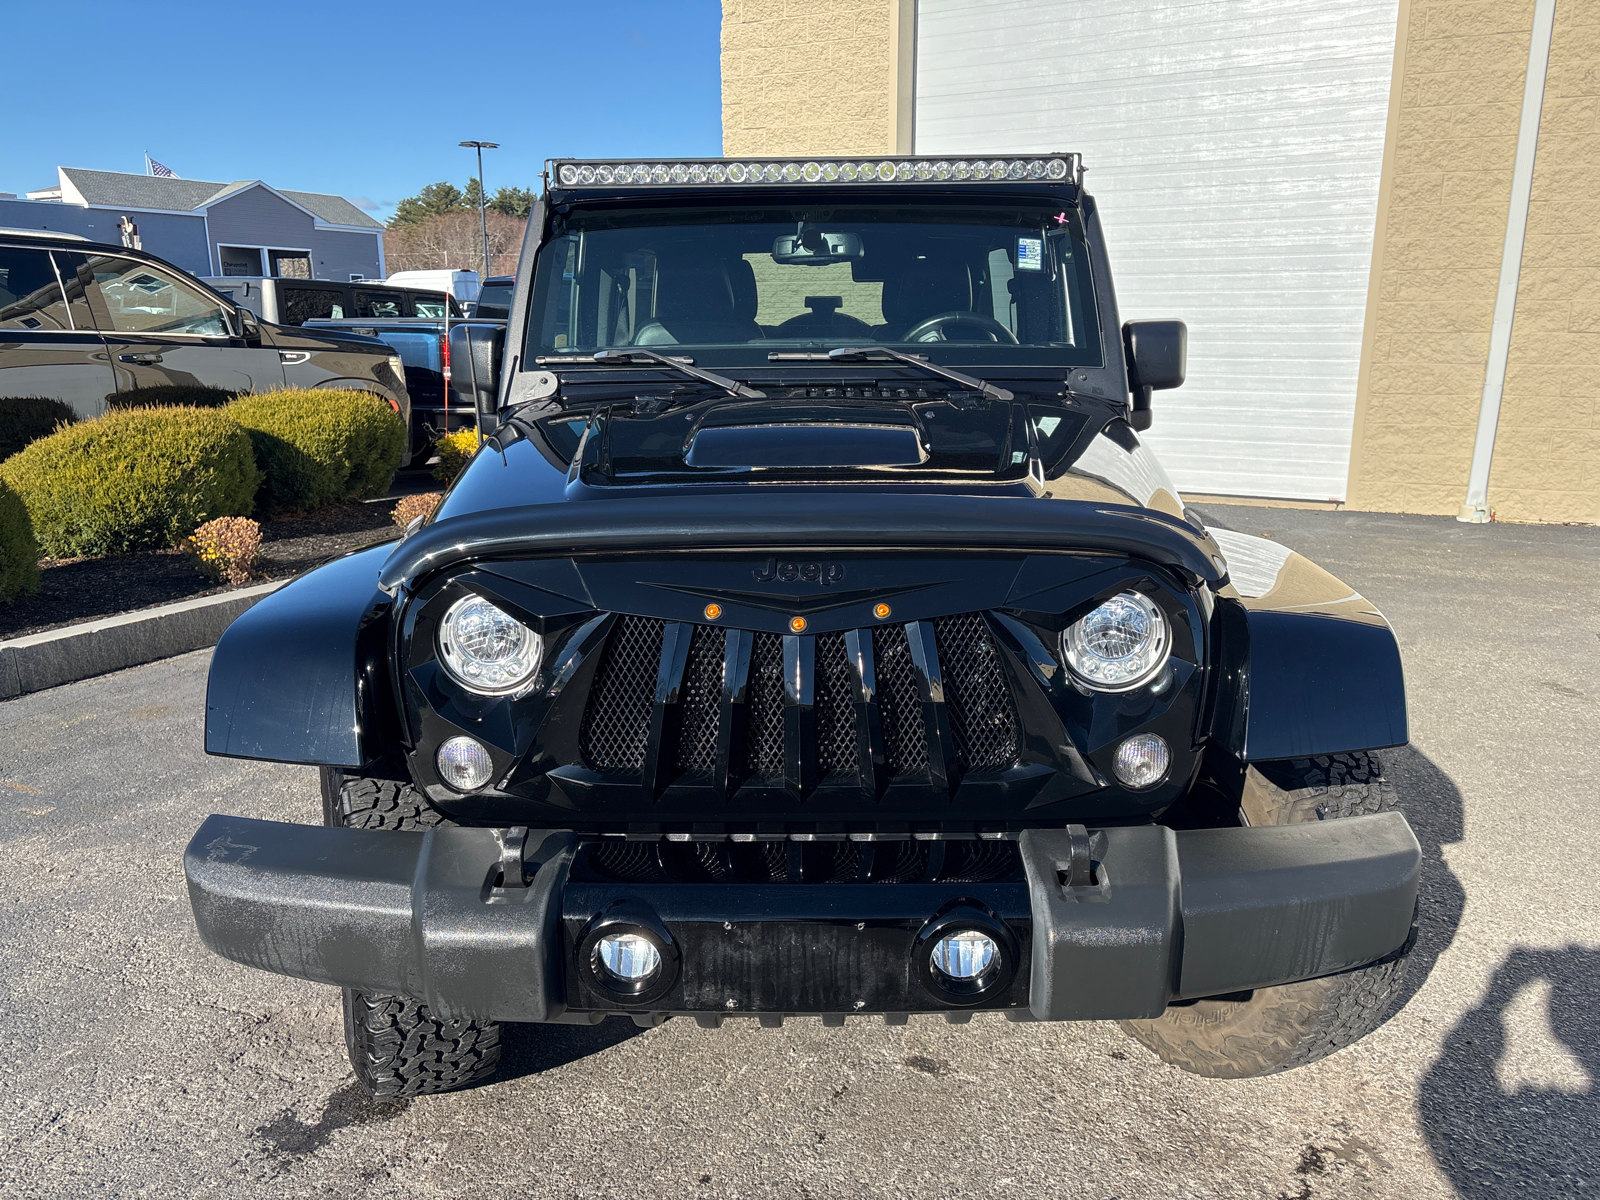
[873,603,892,619]
[704,603,723,620]
[789,616,808,632]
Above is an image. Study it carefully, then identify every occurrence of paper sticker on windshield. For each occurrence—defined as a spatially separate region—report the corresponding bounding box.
[1017,237,1044,271]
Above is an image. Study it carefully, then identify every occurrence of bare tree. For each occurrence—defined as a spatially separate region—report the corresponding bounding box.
[382,210,525,278]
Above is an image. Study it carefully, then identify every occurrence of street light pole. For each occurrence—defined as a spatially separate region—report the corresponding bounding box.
[458,140,499,282]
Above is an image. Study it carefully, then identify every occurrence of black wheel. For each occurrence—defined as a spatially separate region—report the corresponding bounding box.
[320,768,502,1099]
[1119,752,1416,1079]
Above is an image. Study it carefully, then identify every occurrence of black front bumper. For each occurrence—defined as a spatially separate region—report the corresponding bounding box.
[184,814,1420,1024]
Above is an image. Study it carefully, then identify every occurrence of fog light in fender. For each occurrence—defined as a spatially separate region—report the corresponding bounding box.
[436,736,494,791]
[593,933,662,983]
[930,931,998,982]
[1113,733,1170,789]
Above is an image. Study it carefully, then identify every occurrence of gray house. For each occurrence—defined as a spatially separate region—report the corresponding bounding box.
[0,167,384,282]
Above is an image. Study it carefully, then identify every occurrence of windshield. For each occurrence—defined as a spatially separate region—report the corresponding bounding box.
[526,203,1101,370]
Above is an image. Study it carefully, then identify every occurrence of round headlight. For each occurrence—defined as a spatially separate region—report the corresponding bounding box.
[1061,591,1170,692]
[437,594,542,695]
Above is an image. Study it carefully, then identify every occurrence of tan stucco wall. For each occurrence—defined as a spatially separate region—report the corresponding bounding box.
[721,0,897,156]
[1349,0,1600,523]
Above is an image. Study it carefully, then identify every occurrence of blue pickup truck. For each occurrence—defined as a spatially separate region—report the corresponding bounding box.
[304,314,504,460]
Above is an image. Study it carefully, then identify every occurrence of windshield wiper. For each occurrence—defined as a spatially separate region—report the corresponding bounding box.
[592,348,765,398]
[768,347,1013,402]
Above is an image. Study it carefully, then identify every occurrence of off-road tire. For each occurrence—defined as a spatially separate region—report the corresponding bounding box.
[1118,752,1415,1079]
[321,768,503,1099]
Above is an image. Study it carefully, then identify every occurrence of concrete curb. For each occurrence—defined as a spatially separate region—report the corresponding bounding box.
[0,580,286,701]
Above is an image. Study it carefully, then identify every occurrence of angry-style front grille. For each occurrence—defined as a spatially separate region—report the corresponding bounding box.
[578,611,1022,792]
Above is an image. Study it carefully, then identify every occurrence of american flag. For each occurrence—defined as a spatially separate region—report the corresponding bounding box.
[145,154,177,178]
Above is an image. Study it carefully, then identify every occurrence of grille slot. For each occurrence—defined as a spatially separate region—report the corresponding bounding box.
[578,615,662,771]
[934,613,1021,772]
[814,632,857,779]
[674,625,725,774]
[872,625,928,776]
[745,632,786,777]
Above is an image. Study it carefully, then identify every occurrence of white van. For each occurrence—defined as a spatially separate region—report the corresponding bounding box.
[379,269,481,306]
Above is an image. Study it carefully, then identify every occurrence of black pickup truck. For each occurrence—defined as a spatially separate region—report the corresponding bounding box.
[186,154,1419,1098]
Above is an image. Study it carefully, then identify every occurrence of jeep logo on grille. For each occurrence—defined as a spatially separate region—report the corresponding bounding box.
[754,558,845,586]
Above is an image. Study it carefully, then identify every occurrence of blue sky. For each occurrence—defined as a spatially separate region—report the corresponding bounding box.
[3,0,723,222]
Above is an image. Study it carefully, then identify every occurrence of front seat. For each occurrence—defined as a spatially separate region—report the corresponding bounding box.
[877,261,973,339]
[635,258,763,345]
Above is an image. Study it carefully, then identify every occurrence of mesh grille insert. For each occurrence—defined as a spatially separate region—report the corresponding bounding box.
[872,625,928,776]
[675,625,725,774]
[934,613,1021,772]
[578,615,662,771]
[745,632,786,778]
[814,632,857,779]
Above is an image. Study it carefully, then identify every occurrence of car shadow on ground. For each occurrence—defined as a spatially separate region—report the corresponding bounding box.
[1384,744,1468,1013]
[1417,947,1600,1197]
[493,1015,648,1083]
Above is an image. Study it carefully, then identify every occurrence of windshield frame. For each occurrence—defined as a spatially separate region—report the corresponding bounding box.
[524,194,1105,374]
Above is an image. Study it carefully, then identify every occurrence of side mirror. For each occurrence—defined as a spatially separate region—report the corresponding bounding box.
[1121,319,1187,432]
[448,322,506,433]
[235,306,262,345]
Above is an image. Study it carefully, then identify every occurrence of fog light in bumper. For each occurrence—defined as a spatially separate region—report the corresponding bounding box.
[1113,733,1170,789]
[436,736,494,791]
[593,933,662,984]
[930,931,999,983]
[914,909,1018,1004]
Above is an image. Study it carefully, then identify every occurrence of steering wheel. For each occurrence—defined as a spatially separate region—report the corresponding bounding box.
[900,311,1020,344]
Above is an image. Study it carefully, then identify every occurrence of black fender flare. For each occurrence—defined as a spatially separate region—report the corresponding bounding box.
[205,542,399,768]
[1208,531,1408,762]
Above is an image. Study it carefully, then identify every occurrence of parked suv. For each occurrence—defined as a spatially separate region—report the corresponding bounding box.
[0,230,410,430]
[187,156,1419,1097]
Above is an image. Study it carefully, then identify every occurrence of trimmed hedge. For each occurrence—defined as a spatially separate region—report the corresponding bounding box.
[433,427,480,484]
[0,408,259,559]
[0,476,40,604]
[0,397,77,462]
[106,385,238,411]
[228,389,405,517]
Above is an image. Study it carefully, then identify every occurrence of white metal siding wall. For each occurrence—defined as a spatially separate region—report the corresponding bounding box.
[914,0,1398,501]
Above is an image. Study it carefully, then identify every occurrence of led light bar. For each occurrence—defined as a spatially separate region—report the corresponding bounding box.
[549,154,1082,189]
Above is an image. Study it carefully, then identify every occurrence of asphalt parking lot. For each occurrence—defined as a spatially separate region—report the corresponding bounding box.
[1,504,1597,1200]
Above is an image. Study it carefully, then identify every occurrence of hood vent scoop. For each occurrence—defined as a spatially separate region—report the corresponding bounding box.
[685,423,927,469]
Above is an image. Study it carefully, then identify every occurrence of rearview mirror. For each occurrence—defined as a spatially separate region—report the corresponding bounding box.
[1121,319,1187,432]
[448,322,506,433]
[771,229,863,265]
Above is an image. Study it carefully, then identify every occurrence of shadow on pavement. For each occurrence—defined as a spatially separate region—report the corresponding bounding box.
[494,1016,648,1083]
[1418,947,1600,1197]
[1384,744,1467,1012]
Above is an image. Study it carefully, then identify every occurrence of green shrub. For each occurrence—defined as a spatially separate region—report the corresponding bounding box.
[228,389,405,517]
[105,385,238,411]
[0,477,40,603]
[0,408,259,558]
[433,427,480,484]
[0,397,77,461]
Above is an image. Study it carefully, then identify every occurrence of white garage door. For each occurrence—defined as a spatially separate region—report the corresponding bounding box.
[914,0,1398,501]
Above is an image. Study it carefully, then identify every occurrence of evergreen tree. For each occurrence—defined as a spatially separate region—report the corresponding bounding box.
[461,177,487,213]
[488,186,536,219]
[388,181,465,228]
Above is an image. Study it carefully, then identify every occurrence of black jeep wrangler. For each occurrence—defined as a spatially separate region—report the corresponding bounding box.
[186,155,1419,1097]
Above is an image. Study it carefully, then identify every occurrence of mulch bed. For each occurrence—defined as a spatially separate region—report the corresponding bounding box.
[1,499,411,641]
